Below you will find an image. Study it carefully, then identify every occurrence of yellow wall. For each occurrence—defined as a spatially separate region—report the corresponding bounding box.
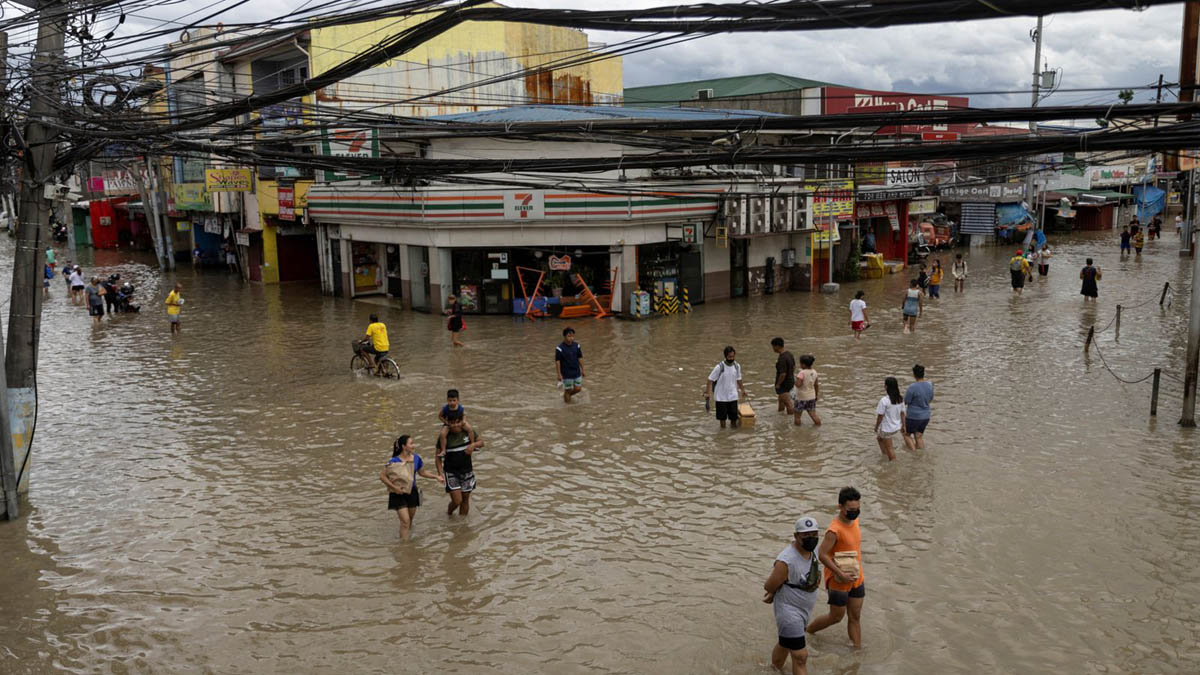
[255,179,313,284]
[310,4,622,115]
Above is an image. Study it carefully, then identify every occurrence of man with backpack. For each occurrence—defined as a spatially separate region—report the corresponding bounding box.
[706,345,747,429]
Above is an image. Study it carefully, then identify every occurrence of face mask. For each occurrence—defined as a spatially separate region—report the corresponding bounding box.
[800,536,819,552]
[844,509,860,521]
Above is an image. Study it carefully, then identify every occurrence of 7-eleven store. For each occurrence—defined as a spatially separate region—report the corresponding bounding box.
[306,184,721,315]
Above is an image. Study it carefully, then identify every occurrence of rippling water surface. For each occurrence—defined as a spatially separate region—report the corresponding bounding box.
[1,231,1198,673]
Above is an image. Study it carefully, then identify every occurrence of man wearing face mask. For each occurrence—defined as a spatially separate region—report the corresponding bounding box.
[763,515,822,675]
[705,345,747,429]
[807,486,865,648]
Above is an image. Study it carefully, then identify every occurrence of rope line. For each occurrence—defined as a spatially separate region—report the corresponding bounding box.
[1092,281,1170,334]
[1091,340,1157,385]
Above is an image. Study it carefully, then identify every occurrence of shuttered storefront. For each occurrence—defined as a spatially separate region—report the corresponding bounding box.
[960,202,995,235]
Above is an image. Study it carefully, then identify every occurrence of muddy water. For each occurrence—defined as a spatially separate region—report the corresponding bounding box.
[0,231,1197,674]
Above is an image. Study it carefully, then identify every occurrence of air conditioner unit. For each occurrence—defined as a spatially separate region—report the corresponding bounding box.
[771,195,793,232]
[749,196,767,233]
[722,196,747,235]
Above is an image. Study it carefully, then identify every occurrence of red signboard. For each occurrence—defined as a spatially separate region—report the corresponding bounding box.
[823,87,970,135]
[921,131,960,142]
[278,185,295,222]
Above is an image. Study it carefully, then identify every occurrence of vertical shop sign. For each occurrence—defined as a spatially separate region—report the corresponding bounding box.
[278,185,295,222]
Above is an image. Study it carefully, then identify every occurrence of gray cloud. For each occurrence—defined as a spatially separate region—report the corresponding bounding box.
[98,0,1187,110]
[529,1,1182,108]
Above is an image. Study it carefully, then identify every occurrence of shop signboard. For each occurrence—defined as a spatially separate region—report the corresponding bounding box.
[681,223,698,244]
[811,221,842,245]
[87,176,105,192]
[856,187,923,202]
[260,102,303,128]
[1086,165,1134,187]
[885,166,926,187]
[171,183,209,211]
[808,179,855,221]
[885,202,901,231]
[176,221,190,232]
[278,185,295,222]
[320,128,380,182]
[921,131,959,141]
[938,183,1025,203]
[823,87,971,134]
[908,197,938,215]
[457,285,479,310]
[204,216,221,235]
[205,168,252,192]
[235,231,250,247]
[1179,150,1200,172]
[103,169,142,196]
[549,254,572,271]
[504,191,545,220]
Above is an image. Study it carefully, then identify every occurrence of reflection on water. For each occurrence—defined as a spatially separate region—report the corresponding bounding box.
[1,231,1198,673]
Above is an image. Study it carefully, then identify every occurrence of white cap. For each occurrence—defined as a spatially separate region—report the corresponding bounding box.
[794,515,820,533]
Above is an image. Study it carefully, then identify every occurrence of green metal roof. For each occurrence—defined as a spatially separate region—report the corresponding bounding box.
[1054,189,1135,201]
[624,72,838,107]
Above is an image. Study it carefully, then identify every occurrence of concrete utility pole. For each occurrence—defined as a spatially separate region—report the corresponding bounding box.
[0,28,17,520]
[1180,1,1200,426]
[1182,231,1200,426]
[4,1,68,510]
[1026,16,1043,231]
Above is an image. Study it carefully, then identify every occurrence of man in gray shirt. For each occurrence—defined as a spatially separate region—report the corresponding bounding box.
[763,515,821,674]
[903,363,934,450]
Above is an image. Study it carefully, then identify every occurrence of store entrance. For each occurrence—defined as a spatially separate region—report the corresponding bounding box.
[730,239,749,298]
[451,249,513,314]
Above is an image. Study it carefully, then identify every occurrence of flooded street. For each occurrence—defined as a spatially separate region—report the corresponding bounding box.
[1,230,1198,674]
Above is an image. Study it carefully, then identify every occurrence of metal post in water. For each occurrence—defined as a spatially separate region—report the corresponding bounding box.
[1115,304,1121,341]
[1152,368,1162,417]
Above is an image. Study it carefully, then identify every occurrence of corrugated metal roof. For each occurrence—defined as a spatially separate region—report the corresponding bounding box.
[428,105,787,123]
[624,72,838,107]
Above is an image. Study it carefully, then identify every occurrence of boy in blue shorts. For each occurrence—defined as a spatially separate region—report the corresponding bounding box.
[555,327,584,403]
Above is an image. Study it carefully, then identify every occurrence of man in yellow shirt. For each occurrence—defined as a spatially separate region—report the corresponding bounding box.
[1008,249,1030,295]
[363,313,389,372]
[165,283,183,334]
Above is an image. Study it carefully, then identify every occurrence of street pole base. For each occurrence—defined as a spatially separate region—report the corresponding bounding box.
[820,283,840,294]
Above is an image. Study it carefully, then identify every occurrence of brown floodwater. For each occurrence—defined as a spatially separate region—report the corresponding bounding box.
[0,230,1197,674]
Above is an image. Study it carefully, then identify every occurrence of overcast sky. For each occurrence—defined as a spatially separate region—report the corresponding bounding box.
[55,0,1188,109]
[518,0,1185,107]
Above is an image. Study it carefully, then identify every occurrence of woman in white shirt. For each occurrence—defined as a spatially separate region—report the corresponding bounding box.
[874,377,906,461]
[848,291,869,339]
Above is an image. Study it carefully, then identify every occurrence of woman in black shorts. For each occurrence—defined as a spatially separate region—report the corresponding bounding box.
[379,434,443,541]
[444,294,465,347]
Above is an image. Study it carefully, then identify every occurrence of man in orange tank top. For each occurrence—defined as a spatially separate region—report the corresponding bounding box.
[807,486,865,647]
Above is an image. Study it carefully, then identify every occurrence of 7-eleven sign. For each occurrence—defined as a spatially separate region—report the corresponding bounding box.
[504,191,544,220]
[320,128,379,181]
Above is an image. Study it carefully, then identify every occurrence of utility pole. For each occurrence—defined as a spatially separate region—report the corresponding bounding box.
[1182,226,1200,426]
[5,0,68,504]
[1026,15,1043,231]
[1179,1,1200,427]
[0,29,17,520]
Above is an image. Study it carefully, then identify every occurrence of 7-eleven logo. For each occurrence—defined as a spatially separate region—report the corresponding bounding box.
[514,193,534,218]
[332,130,369,155]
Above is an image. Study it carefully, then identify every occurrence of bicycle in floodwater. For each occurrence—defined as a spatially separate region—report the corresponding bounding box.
[350,339,400,379]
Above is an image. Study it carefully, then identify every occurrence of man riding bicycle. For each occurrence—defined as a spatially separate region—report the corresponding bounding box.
[362,313,390,372]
